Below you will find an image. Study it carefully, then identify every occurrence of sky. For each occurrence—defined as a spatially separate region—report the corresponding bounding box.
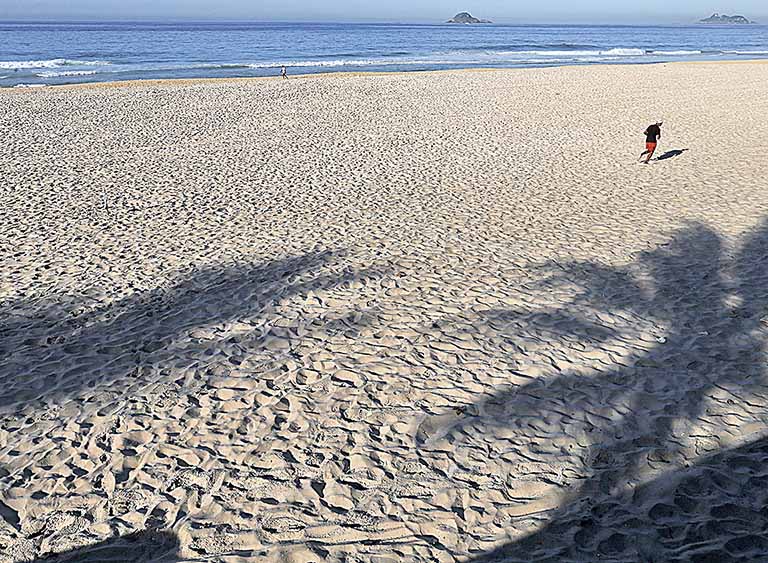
[1,0,766,23]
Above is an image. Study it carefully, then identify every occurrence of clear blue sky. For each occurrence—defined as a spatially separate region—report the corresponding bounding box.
[2,0,766,23]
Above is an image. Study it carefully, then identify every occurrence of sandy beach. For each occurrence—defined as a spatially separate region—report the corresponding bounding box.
[2,61,768,562]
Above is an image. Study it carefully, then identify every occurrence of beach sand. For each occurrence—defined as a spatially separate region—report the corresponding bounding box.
[2,61,768,562]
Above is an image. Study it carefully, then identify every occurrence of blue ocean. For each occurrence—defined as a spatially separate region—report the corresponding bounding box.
[1,21,767,87]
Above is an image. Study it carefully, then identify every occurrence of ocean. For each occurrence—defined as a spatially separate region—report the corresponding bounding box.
[1,21,767,87]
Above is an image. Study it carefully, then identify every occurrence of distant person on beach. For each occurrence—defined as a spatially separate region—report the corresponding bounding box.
[281,66,288,80]
[639,122,662,164]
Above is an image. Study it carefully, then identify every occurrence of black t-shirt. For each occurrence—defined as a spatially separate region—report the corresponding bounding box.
[645,124,661,143]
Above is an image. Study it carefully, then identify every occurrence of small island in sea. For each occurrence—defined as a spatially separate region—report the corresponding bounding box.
[447,12,492,24]
[699,13,756,24]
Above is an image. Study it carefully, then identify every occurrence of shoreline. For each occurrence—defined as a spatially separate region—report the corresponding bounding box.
[2,58,767,92]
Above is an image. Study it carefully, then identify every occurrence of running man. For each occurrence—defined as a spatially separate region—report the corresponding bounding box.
[281,66,288,80]
[639,122,662,164]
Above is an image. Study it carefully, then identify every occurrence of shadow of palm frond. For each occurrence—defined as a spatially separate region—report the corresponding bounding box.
[474,433,768,563]
[419,220,768,562]
[0,250,388,411]
[31,530,179,562]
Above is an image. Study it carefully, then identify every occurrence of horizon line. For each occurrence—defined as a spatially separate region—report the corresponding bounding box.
[1,17,763,26]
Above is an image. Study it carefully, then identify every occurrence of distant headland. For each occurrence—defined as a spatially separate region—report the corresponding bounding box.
[446,12,492,24]
[699,13,756,24]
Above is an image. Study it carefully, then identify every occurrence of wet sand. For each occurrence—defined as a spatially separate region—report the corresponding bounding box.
[2,61,768,562]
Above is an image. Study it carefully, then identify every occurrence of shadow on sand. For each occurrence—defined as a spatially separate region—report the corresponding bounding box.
[31,530,179,562]
[473,435,768,563]
[417,219,768,562]
[0,250,386,412]
[656,148,689,161]
[0,249,387,560]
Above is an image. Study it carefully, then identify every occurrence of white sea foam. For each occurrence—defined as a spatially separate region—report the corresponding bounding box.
[305,46,729,66]
[243,55,640,71]
[0,59,111,70]
[14,83,48,88]
[724,50,768,55]
[247,50,649,70]
[36,70,99,78]
[5,45,749,83]
[650,50,703,55]
[493,50,603,57]
[246,59,442,69]
[488,48,646,57]
[601,48,646,56]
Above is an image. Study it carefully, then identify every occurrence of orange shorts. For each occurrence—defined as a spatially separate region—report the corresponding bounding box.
[646,142,657,152]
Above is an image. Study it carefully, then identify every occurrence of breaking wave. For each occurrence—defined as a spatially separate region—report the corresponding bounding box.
[36,70,100,78]
[0,59,111,70]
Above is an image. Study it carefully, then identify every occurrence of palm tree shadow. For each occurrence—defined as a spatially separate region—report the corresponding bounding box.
[0,250,389,560]
[31,530,179,562]
[418,219,768,562]
[0,250,387,412]
[475,435,768,562]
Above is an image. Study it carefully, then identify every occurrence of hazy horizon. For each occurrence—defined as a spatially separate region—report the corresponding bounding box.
[2,1,766,25]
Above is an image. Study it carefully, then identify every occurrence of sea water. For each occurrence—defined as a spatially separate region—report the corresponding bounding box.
[1,21,767,87]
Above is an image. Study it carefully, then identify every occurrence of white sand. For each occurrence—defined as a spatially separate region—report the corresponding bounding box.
[1,61,768,562]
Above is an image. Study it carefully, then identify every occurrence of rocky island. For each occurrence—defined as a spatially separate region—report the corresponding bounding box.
[447,12,492,24]
[700,13,756,24]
